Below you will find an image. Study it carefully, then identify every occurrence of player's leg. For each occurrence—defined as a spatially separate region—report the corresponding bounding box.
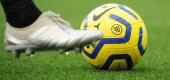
[0,0,103,58]
[0,0,41,28]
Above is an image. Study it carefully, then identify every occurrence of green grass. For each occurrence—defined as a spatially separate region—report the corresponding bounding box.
[0,0,170,80]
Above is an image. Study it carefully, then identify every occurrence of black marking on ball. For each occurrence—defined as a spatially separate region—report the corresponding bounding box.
[94,23,100,30]
[86,45,90,49]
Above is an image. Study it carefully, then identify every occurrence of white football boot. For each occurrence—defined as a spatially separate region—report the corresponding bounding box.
[4,11,103,58]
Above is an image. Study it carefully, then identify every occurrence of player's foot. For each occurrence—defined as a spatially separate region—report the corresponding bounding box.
[4,11,103,58]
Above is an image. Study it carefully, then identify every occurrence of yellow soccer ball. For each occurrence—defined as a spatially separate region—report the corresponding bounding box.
[80,3,148,70]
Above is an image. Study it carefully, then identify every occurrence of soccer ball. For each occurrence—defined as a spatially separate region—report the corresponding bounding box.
[80,3,148,70]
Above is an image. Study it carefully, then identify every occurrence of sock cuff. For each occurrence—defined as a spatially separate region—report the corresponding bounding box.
[1,0,33,15]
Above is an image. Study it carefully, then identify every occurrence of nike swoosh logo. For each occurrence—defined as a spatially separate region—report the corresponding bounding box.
[93,7,114,21]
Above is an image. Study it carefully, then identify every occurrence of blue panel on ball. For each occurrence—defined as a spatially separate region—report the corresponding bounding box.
[83,16,88,30]
[109,14,131,26]
[138,27,145,56]
[82,14,132,59]
[102,54,133,70]
[118,4,138,20]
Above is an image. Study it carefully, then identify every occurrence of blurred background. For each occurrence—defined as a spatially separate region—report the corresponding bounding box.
[0,0,169,80]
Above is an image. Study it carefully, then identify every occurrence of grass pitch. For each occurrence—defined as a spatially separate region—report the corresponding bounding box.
[0,0,170,80]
